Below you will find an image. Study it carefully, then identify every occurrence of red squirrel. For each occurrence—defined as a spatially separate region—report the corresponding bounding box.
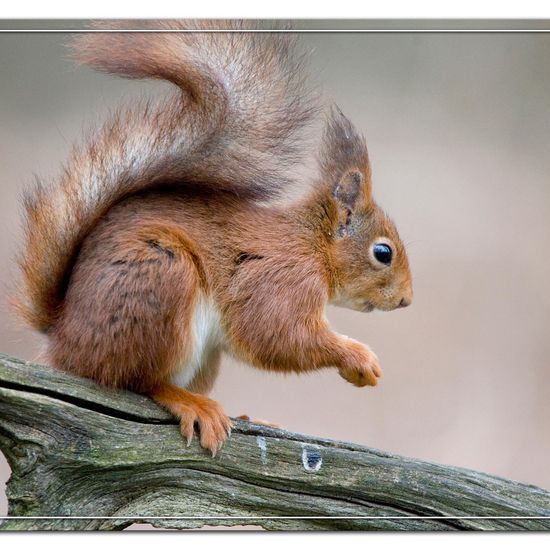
[15,21,413,455]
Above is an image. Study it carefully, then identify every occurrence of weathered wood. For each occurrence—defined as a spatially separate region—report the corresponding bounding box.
[0,353,548,531]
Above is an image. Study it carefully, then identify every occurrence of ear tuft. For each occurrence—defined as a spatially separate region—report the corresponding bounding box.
[319,105,371,185]
[318,107,373,238]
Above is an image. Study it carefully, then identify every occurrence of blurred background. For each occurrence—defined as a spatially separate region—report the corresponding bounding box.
[1,24,550,516]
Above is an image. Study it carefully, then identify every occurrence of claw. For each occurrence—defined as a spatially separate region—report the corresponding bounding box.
[149,384,230,456]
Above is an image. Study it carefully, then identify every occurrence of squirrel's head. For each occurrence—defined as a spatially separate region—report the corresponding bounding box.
[319,107,413,313]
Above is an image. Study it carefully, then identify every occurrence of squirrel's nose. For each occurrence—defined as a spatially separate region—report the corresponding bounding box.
[398,297,411,308]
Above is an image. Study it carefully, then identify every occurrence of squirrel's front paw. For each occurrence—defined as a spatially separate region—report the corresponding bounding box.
[337,339,383,387]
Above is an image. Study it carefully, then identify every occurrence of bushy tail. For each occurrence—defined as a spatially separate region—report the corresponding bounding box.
[16,20,318,332]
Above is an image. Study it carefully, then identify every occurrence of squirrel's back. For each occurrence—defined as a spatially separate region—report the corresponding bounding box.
[16,20,318,332]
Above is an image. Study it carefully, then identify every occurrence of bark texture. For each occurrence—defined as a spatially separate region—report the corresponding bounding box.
[0,354,549,531]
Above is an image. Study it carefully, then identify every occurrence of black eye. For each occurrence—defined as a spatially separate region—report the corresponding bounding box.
[373,243,392,265]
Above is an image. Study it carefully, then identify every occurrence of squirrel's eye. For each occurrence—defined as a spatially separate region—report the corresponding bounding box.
[373,243,392,265]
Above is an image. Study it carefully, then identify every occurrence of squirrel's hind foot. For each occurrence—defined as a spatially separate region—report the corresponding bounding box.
[236,415,282,430]
[149,383,232,456]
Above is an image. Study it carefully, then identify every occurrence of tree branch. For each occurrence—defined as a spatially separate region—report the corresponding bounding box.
[0,354,548,531]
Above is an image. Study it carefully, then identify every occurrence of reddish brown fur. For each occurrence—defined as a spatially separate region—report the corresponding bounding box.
[150,383,232,455]
[16,21,412,455]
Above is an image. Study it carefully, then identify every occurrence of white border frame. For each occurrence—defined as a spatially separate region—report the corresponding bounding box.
[0,21,549,526]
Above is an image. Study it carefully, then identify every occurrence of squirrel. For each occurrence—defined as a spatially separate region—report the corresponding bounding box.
[15,21,413,456]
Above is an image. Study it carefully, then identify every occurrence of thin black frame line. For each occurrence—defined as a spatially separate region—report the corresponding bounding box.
[0,29,550,33]
[1,515,549,520]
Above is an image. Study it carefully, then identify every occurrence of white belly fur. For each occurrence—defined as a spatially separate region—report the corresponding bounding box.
[171,293,224,389]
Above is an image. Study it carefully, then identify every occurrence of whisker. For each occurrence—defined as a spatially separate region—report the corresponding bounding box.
[403,239,424,248]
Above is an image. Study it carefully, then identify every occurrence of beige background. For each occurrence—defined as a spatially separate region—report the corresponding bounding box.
[1,28,550,516]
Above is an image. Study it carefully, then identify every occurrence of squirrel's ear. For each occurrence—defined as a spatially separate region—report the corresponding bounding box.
[332,170,364,237]
[320,106,372,237]
[333,170,364,210]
